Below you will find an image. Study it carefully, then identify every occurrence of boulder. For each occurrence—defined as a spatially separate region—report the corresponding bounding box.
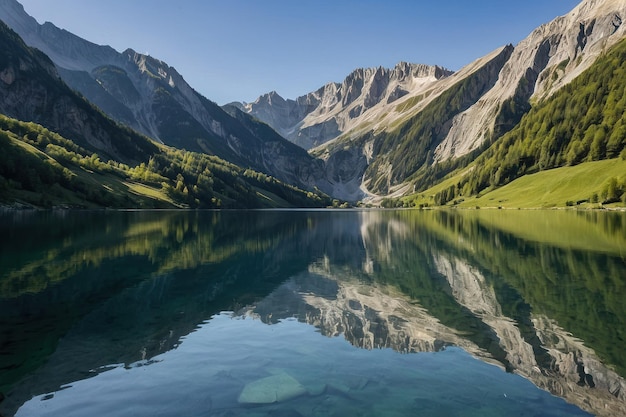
[237,373,307,404]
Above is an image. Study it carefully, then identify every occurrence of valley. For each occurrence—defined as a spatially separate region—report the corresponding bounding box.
[0,0,625,209]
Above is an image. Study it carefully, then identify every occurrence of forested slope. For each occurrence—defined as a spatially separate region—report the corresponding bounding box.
[423,37,626,207]
[0,115,331,209]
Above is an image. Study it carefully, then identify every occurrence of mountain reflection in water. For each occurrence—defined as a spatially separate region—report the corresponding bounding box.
[0,209,624,416]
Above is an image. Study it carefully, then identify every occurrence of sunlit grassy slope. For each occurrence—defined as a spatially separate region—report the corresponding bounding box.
[458,159,626,209]
[431,209,625,255]
[406,159,626,209]
[4,135,177,208]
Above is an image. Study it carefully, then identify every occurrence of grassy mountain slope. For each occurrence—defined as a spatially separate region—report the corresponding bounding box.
[402,157,626,210]
[460,159,626,209]
[457,37,626,197]
[0,115,332,208]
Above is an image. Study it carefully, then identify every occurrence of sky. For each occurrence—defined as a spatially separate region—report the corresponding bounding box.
[17,0,582,105]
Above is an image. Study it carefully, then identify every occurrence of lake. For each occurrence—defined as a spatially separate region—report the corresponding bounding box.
[0,209,624,416]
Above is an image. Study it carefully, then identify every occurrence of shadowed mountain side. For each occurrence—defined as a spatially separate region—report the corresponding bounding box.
[0,21,157,164]
[0,0,334,192]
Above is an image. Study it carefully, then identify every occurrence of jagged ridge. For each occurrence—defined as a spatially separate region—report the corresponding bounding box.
[237,0,626,201]
[236,62,453,150]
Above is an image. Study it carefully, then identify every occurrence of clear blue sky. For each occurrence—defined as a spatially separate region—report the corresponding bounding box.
[18,0,581,104]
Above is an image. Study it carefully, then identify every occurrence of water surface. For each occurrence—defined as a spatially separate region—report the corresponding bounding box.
[0,209,624,416]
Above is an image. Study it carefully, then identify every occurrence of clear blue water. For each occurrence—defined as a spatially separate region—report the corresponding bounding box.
[1,209,624,416]
[15,313,589,417]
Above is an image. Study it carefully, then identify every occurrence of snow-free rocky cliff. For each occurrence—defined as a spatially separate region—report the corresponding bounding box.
[0,0,220,144]
[233,63,453,150]
[435,0,626,163]
[240,0,626,200]
[0,19,159,163]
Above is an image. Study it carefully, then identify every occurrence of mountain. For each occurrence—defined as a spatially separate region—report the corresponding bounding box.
[433,0,626,163]
[0,0,330,195]
[436,36,626,206]
[0,20,333,209]
[2,0,625,206]
[0,19,157,163]
[239,0,626,201]
[232,63,453,150]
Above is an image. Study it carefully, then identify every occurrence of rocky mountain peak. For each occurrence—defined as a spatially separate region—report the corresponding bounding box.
[393,61,453,80]
[122,48,176,88]
[0,0,35,35]
[433,0,626,164]
[239,62,453,150]
[0,0,120,72]
[260,90,287,106]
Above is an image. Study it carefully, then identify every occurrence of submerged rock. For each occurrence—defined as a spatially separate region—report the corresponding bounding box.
[237,373,307,404]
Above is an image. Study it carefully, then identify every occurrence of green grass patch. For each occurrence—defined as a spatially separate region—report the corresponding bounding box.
[394,94,424,114]
[457,159,626,209]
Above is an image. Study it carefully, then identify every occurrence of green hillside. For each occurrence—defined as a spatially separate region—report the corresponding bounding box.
[0,115,331,209]
[401,159,626,209]
[459,159,626,209]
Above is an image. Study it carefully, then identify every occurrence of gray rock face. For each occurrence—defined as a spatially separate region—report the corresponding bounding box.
[0,19,158,162]
[237,63,453,150]
[238,0,626,201]
[434,0,626,162]
[0,0,120,71]
[0,0,209,146]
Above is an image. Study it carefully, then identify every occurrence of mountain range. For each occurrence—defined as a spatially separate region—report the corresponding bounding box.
[0,0,625,207]
[0,20,331,208]
[230,63,454,150]
[0,0,334,198]
[237,0,626,201]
